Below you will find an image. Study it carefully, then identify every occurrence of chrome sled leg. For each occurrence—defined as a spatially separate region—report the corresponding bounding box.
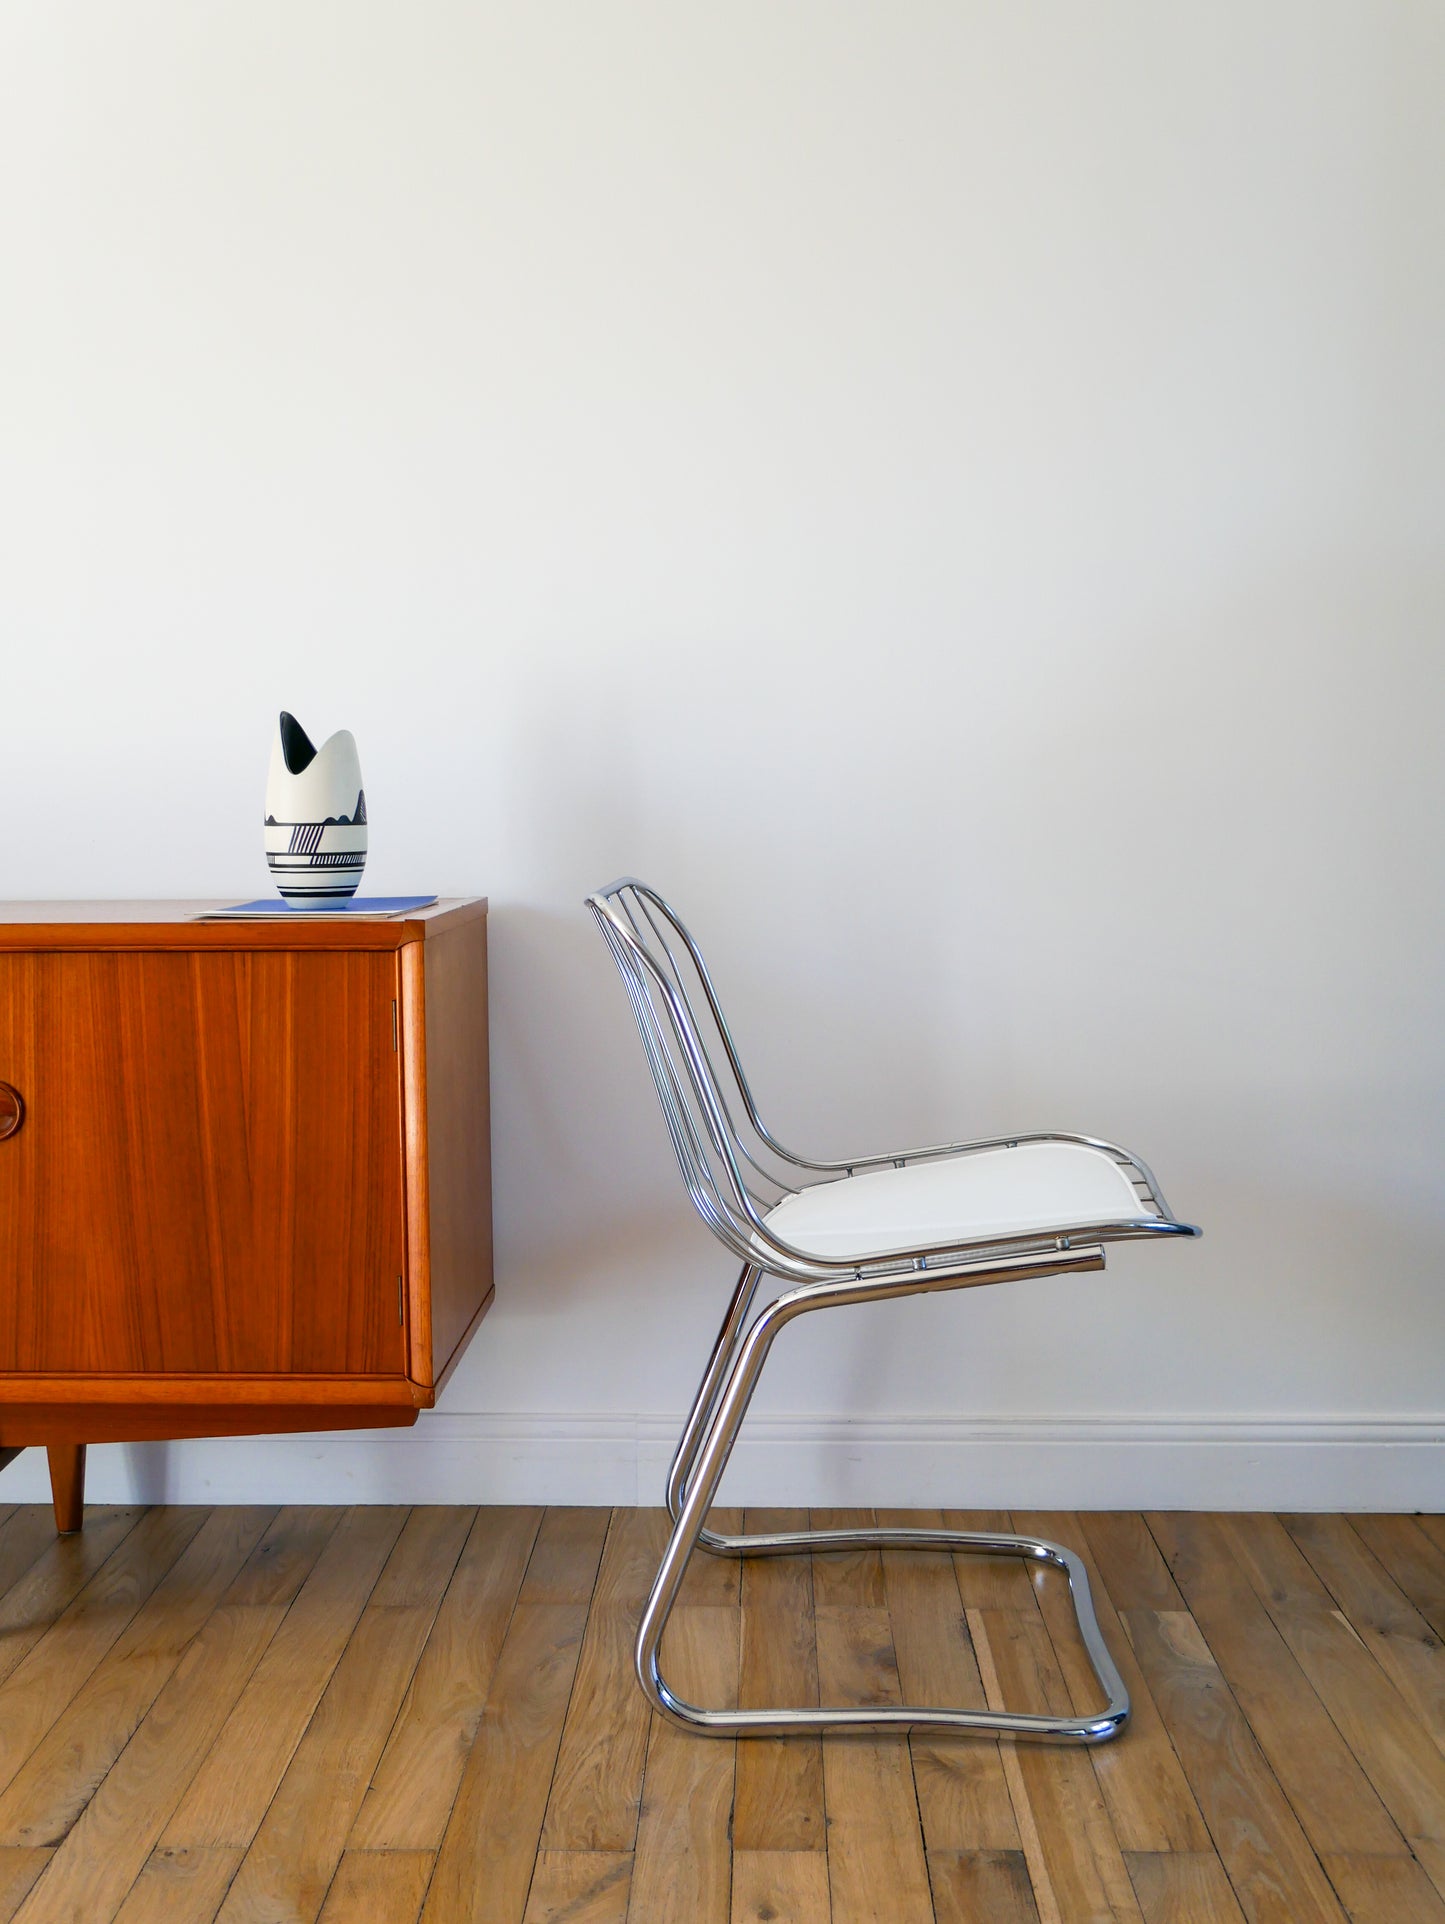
[638,1256,1130,1744]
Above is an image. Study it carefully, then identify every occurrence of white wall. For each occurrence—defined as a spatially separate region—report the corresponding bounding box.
[2,1,1442,1509]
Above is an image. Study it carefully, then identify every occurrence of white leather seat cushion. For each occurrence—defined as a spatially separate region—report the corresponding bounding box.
[763,1140,1147,1260]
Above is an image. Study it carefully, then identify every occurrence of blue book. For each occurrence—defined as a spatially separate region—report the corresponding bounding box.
[201,895,439,920]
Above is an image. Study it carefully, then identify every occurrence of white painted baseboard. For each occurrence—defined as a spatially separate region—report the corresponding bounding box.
[1,1413,1440,1512]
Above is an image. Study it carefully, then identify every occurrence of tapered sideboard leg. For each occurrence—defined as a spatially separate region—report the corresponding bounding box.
[47,1444,86,1534]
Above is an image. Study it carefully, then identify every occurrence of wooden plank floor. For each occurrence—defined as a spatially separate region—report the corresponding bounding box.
[0,1505,1439,1922]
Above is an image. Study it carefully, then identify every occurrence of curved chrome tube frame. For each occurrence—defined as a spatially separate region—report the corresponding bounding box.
[586,878,1200,1744]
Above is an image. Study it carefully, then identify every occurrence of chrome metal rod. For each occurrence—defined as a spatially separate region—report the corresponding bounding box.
[668,1252,1101,1556]
[636,1252,1129,1742]
[664,1262,761,1526]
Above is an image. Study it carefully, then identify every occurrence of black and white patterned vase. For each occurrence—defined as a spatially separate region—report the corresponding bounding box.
[264,712,368,902]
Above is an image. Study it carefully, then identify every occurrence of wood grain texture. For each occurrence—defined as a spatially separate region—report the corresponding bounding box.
[0,1505,209,1808]
[1218,1514,1445,1900]
[522,1851,632,1924]
[1146,1512,1403,1859]
[413,911,493,1387]
[0,1505,1438,1924]
[316,1851,433,1924]
[518,1507,611,1607]
[1123,1852,1247,1923]
[541,1507,666,1854]
[214,1507,469,1924]
[1120,1607,1347,1924]
[422,1603,591,1924]
[928,1851,1041,1924]
[675,1510,744,1607]
[0,1852,50,1924]
[1283,1512,1445,1753]
[971,1607,1143,1924]
[46,1446,84,1534]
[0,1508,145,1689]
[163,1506,407,1850]
[1347,1516,1445,1643]
[629,1607,739,1924]
[733,1508,825,1854]
[0,948,406,1377]
[352,1505,540,1851]
[1319,1853,1445,1923]
[817,1600,933,1924]
[810,1507,887,1608]
[0,1506,275,1846]
[1082,1515,1188,1612]
[11,1600,283,1924]
[731,1850,830,1924]
[943,1512,1039,1609]
[0,1508,68,1606]
[0,903,492,1504]
[881,1508,1020,1855]
[110,1848,245,1924]
[1014,1511,1211,1856]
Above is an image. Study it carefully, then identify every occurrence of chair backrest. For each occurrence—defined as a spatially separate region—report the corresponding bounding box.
[586,878,809,1269]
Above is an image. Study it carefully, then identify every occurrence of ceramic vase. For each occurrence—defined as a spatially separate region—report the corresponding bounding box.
[263,712,367,901]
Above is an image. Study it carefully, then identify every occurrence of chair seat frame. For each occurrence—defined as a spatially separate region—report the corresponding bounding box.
[587,878,1200,1744]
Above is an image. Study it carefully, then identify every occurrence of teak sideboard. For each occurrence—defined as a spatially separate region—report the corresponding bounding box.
[0,899,493,1531]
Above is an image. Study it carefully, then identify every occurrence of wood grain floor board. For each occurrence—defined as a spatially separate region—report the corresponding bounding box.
[0,1505,1438,1924]
[971,1606,1144,1924]
[731,1849,830,1924]
[1282,1513,1445,1754]
[627,1606,740,1924]
[110,1848,245,1924]
[11,1600,285,1924]
[517,1508,612,1607]
[214,1507,472,1924]
[678,1511,744,1608]
[161,1505,409,1851]
[927,1849,1041,1924]
[541,1507,667,1854]
[1014,1510,1212,1856]
[1123,1850,1248,1923]
[1145,1512,1405,1859]
[1346,1516,1445,1643]
[0,1505,211,1808]
[421,1603,592,1924]
[817,1599,933,1924]
[877,1506,1019,1855]
[942,1513,1040,1610]
[317,1850,434,1924]
[353,1506,541,1851]
[0,1506,278,1847]
[1217,1514,1445,1900]
[0,1509,146,1690]
[0,1509,72,1615]
[732,1508,825,1854]
[1119,1606,1347,1924]
[810,1509,887,1610]
[1082,1516,1189,1614]
[0,1852,50,1924]
[1319,1852,1445,1923]
[523,1851,632,1924]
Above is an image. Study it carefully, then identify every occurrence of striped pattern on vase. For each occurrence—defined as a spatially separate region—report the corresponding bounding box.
[263,712,368,902]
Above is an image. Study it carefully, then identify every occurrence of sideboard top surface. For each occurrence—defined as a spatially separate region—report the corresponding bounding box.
[0,898,486,951]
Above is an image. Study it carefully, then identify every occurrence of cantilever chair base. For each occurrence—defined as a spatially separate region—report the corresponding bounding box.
[641,1521,1128,1744]
[587,878,1199,1747]
[634,1252,1133,1745]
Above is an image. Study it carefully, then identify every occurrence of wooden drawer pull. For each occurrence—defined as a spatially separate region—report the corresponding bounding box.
[0,1083,23,1140]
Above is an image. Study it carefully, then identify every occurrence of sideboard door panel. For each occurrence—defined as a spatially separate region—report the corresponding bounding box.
[0,949,407,1376]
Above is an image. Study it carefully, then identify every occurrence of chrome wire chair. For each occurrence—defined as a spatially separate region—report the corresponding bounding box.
[586,878,1200,1744]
